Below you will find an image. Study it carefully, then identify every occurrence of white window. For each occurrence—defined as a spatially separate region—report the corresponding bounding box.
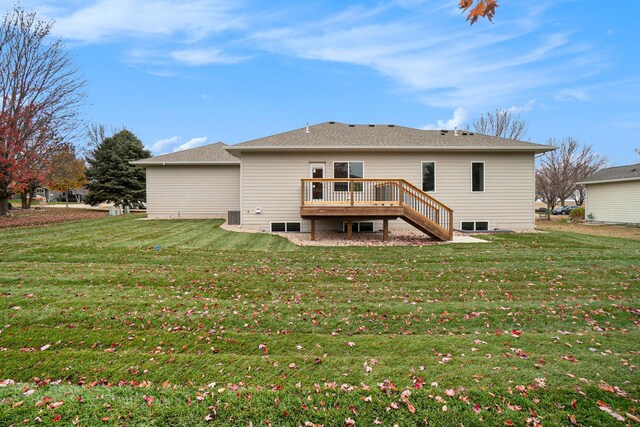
[270,222,301,232]
[342,221,374,233]
[421,161,436,192]
[472,162,485,192]
[460,221,489,231]
[333,161,364,192]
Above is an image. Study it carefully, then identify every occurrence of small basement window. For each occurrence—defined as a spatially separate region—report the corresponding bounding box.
[461,221,490,231]
[342,221,375,233]
[270,222,301,232]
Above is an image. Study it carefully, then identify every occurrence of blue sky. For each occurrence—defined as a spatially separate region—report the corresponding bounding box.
[10,0,640,165]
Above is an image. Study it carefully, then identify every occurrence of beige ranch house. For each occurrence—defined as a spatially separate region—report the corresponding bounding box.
[133,122,554,241]
[579,162,640,225]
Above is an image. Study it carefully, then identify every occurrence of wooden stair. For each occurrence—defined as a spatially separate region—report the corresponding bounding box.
[300,178,453,241]
[401,205,451,241]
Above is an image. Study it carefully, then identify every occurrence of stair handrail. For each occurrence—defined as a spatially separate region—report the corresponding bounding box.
[398,179,453,212]
[397,180,453,240]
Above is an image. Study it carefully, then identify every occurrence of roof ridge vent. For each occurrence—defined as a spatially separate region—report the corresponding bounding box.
[329,121,335,124]
[388,124,395,127]
[348,124,355,127]
[368,124,375,127]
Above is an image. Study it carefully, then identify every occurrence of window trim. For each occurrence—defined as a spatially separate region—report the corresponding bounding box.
[270,221,302,233]
[333,160,365,192]
[421,161,436,193]
[471,161,485,193]
[460,220,490,231]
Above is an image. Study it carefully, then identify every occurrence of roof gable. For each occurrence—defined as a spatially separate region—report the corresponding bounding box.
[226,121,554,153]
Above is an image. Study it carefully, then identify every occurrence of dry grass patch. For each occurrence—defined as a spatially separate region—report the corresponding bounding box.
[0,208,106,229]
[537,219,640,241]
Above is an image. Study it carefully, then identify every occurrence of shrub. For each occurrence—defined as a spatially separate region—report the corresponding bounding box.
[569,206,585,221]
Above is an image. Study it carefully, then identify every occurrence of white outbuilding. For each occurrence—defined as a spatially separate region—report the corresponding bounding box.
[580,163,640,225]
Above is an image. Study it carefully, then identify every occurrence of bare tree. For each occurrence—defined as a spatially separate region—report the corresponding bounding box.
[536,137,607,220]
[535,163,559,221]
[82,123,127,159]
[85,123,107,150]
[472,109,528,140]
[0,5,85,215]
[570,143,607,206]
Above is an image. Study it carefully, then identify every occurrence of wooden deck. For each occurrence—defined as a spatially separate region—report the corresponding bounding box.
[300,179,453,241]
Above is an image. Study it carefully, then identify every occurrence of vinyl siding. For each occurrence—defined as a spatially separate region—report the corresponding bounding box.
[240,151,535,231]
[146,165,240,219]
[586,181,640,224]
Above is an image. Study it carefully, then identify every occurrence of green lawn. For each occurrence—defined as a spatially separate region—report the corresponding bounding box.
[1,216,638,426]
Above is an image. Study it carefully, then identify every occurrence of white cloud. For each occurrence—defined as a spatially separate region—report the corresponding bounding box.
[48,0,244,43]
[253,4,602,109]
[147,136,209,154]
[148,136,180,154]
[174,137,208,152]
[422,108,469,130]
[170,48,246,66]
[507,99,536,114]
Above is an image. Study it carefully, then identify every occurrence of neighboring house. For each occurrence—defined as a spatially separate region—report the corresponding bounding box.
[579,163,640,225]
[50,188,89,203]
[133,122,554,240]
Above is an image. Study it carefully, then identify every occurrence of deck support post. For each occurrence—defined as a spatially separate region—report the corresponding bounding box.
[310,219,316,241]
[383,219,389,241]
[347,220,353,240]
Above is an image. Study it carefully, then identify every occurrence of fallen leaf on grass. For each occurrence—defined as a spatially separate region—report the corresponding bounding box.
[597,401,625,421]
[626,413,640,422]
[49,401,64,409]
[35,396,53,407]
[407,401,416,414]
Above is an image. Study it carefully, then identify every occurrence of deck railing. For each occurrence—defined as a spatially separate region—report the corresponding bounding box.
[301,178,453,236]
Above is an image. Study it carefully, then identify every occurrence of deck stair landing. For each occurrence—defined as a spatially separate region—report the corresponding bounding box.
[300,179,453,241]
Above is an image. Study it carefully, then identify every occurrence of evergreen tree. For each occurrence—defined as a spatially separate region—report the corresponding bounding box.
[86,130,150,206]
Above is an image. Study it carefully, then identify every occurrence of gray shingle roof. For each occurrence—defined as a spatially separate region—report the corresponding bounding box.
[132,142,240,165]
[580,163,640,184]
[226,122,554,153]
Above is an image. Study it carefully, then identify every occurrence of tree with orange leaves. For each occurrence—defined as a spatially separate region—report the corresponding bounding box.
[0,6,85,215]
